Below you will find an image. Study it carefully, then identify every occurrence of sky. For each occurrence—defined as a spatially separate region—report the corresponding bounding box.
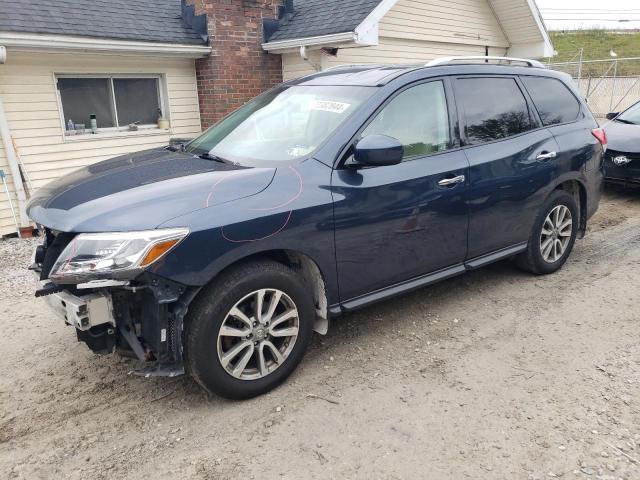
[536,0,640,30]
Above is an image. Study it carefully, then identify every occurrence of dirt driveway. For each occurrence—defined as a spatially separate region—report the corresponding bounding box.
[1,187,639,480]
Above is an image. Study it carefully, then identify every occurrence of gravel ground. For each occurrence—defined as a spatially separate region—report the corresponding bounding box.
[1,187,639,480]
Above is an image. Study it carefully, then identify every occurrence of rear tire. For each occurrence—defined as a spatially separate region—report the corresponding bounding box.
[516,190,579,275]
[184,260,314,400]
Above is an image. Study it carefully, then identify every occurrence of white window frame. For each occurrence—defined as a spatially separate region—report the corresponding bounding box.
[54,73,168,139]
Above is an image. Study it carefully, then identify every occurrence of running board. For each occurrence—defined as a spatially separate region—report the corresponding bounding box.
[465,243,527,270]
[336,242,527,314]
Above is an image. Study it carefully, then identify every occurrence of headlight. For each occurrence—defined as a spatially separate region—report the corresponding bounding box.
[49,228,189,283]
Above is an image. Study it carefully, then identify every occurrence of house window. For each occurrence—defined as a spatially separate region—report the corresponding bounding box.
[57,75,163,135]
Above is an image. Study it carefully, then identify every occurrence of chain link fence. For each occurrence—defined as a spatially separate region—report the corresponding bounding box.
[546,57,640,118]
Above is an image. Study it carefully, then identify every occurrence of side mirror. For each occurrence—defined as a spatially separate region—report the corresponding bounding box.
[606,112,619,120]
[352,134,404,167]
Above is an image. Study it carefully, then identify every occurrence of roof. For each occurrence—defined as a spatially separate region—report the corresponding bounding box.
[268,0,383,42]
[294,65,417,86]
[0,0,206,45]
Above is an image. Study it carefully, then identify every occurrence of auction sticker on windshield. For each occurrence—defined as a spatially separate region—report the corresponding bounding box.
[311,100,351,114]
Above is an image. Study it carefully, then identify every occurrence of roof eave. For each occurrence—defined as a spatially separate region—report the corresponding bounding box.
[262,31,358,52]
[0,32,212,58]
[525,0,555,57]
[263,0,399,52]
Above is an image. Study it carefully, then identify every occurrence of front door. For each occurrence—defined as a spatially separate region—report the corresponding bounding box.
[331,80,469,302]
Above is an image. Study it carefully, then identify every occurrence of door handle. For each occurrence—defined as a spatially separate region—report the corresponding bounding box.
[536,151,557,161]
[438,175,465,187]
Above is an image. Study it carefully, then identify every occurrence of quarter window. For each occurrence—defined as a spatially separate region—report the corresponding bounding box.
[57,76,163,135]
[362,81,451,159]
[456,77,533,145]
[521,76,581,126]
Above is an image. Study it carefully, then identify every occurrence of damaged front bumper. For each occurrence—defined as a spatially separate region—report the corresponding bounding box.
[33,248,198,378]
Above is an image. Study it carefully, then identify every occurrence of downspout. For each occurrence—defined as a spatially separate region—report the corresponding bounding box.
[299,46,321,72]
[0,46,29,227]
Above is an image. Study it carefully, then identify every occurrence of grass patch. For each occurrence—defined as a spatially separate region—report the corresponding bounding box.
[549,30,640,76]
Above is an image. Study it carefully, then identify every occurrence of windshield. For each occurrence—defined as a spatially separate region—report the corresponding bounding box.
[186,85,375,166]
[617,102,640,124]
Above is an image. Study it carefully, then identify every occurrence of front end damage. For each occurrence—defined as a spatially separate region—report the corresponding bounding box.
[32,228,198,377]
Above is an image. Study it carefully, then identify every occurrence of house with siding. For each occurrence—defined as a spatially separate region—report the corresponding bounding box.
[0,0,551,236]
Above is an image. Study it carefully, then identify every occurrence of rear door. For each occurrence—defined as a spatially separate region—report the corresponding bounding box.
[520,75,600,172]
[453,75,560,259]
[332,79,469,301]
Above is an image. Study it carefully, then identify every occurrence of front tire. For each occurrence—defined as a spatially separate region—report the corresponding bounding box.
[184,260,314,399]
[516,190,579,275]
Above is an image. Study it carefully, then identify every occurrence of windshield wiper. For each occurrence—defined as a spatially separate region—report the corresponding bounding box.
[615,118,637,125]
[198,152,233,164]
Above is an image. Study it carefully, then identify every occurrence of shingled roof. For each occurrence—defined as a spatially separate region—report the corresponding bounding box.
[0,0,206,45]
[268,0,383,42]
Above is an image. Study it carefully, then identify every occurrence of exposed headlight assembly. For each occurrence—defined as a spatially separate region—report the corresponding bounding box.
[49,228,189,283]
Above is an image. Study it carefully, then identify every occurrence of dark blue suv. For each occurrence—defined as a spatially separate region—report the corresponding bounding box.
[28,58,605,399]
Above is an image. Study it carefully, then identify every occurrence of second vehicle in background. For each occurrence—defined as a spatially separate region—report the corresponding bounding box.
[604,101,640,185]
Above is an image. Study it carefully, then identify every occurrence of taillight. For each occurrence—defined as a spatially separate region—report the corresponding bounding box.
[592,128,607,151]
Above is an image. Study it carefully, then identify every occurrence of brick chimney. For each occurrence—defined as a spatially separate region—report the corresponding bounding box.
[186,0,284,129]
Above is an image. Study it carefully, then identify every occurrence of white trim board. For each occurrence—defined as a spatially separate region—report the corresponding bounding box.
[0,32,212,57]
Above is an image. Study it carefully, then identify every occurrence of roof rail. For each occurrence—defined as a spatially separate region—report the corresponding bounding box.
[322,63,386,72]
[426,56,546,69]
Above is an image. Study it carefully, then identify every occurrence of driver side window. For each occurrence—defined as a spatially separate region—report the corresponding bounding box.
[362,81,451,160]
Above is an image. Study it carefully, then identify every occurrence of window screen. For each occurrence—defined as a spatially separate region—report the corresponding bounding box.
[456,77,533,145]
[58,76,162,132]
[521,76,580,126]
[362,81,451,159]
[113,78,160,125]
[57,78,115,128]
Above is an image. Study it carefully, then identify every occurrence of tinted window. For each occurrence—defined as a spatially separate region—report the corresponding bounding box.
[362,81,451,159]
[456,77,533,145]
[521,76,580,126]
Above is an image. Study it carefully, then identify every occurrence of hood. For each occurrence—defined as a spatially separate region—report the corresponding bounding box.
[603,121,640,154]
[27,148,276,232]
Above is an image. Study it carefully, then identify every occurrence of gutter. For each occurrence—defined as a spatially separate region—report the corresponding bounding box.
[0,32,212,58]
[262,32,357,52]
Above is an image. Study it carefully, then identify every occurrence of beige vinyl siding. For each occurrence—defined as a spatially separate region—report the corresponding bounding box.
[0,51,202,236]
[380,0,508,48]
[325,38,507,66]
[282,50,322,81]
[282,39,507,81]
[280,0,510,80]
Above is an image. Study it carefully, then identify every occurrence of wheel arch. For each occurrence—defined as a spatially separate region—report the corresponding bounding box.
[552,178,588,237]
[204,249,331,335]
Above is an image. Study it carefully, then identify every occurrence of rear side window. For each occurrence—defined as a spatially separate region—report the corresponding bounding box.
[521,76,580,126]
[456,77,533,145]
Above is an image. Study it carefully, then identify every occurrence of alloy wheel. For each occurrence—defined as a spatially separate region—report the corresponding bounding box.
[217,289,299,380]
[540,205,573,263]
